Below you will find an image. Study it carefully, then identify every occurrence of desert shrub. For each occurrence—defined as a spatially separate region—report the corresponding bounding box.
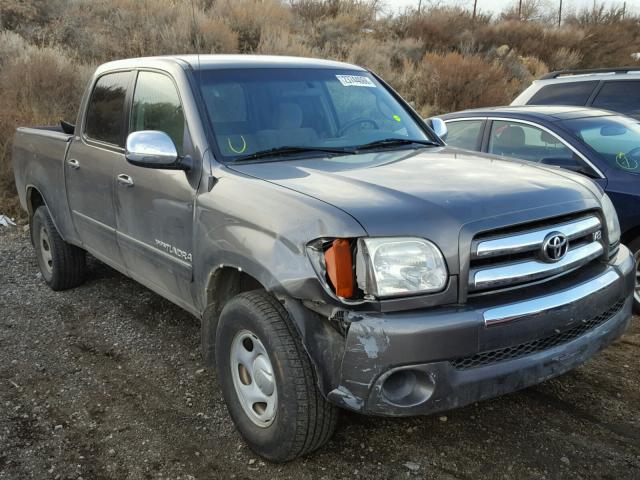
[211,0,292,52]
[0,42,91,217]
[475,20,584,67]
[547,47,582,71]
[413,52,520,115]
[573,20,640,68]
[257,27,315,57]
[291,0,379,25]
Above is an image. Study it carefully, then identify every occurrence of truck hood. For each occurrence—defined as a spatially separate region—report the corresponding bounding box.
[229,147,601,271]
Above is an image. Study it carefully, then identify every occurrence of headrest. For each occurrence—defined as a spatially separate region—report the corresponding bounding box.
[276,102,303,129]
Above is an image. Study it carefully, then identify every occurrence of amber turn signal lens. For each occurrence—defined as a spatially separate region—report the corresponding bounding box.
[324,239,354,298]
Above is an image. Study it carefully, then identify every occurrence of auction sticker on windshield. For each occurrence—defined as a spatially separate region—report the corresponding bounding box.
[336,75,376,88]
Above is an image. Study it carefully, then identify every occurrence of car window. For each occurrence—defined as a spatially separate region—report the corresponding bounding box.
[198,68,434,161]
[562,115,640,175]
[131,71,186,155]
[592,81,640,118]
[488,120,579,166]
[444,120,483,150]
[527,81,598,106]
[85,71,131,146]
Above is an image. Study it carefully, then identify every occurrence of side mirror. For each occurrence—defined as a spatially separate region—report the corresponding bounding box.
[125,130,184,169]
[427,117,448,141]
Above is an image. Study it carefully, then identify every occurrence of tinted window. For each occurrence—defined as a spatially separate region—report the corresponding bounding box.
[444,120,483,150]
[198,68,434,161]
[592,81,640,118]
[528,81,598,106]
[85,72,130,146]
[488,120,578,167]
[131,72,185,154]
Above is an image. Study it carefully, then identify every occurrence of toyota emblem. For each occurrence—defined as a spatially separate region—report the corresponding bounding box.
[541,232,569,262]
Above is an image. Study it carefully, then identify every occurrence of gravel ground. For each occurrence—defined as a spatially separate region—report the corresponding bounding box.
[1,228,639,480]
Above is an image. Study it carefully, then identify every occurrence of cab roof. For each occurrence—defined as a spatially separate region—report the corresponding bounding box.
[97,54,364,74]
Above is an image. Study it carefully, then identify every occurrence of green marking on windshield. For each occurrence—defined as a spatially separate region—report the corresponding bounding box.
[393,115,401,122]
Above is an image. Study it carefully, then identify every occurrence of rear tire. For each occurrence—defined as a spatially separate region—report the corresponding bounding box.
[629,237,640,314]
[215,290,338,462]
[32,206,86,291]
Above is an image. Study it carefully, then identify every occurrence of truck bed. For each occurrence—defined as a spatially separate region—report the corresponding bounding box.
[12,126,75,239]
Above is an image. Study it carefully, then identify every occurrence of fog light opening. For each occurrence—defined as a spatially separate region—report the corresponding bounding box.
[381,369,435,407]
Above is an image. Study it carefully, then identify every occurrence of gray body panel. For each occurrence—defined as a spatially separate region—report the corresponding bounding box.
[11,55,635,417]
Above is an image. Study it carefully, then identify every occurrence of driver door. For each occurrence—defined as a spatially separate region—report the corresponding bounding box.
[114,70,199,308]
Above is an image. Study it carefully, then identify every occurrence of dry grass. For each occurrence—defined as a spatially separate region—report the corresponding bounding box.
[1,0,639,217]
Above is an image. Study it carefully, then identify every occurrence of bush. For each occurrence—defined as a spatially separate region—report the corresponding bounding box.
[0,42,91,217]
[413,52,520,115]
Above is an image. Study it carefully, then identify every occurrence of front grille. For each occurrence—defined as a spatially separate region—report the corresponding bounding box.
[469,213,604,294]
[451,299,625,370]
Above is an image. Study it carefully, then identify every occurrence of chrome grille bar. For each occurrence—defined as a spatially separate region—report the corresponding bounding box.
[474,216,601,259]
[471,242,603,291]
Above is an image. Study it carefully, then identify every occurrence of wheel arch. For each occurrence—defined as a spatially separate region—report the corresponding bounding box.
[201,265,265,366]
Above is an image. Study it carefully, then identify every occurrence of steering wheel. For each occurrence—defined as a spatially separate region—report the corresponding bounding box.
[625,146,640,159]
[618,148,640,170]
[338,118,379,136]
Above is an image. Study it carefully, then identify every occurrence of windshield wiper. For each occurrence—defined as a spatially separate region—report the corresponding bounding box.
[354,138,440,151]
[233,145,355,162]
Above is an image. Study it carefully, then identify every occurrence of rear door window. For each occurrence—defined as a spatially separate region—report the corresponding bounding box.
[85,71,131,146]
[444,120,483,151]
[527,81,598,106]
[592,81,640,118]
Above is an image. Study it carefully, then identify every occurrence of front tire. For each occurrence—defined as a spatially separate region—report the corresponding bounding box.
[32,206,86,291]
[215,290,338,462]
[629,237,640,314]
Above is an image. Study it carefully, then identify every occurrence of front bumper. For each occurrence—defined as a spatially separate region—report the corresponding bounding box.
[326,245,635,416]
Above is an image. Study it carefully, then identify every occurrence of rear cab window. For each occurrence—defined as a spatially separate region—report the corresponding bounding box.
[528,81,598,106]
[84,71,132,146]
[444,120,484,150]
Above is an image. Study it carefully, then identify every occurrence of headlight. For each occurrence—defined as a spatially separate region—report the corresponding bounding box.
[601,194,621,245]
[356,237,448,297]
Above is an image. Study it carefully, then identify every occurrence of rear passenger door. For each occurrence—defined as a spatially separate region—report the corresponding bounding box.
[114,70,198,308]
[65,70,133,271]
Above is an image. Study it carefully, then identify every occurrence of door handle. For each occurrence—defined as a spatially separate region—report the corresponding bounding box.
[117,174,134,187]
[67,159,80,169]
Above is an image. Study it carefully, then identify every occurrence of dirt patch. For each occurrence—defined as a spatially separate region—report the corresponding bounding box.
[1,229,639,479]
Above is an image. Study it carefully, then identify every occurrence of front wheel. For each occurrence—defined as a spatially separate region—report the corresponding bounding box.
[215,291,338,462]
[629,238,640,314]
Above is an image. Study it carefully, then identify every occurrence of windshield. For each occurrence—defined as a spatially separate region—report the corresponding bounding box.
[561,115,640,175]
[197,68,435,161]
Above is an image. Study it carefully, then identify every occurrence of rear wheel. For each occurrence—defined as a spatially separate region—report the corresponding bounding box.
[629,237,640,314]
[32,206,86,291]
[215,290,338,462]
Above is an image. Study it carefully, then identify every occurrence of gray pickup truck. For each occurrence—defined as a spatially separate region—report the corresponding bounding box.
[12,55,636,462]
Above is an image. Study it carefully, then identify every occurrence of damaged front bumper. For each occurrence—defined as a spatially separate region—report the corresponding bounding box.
[324,245,635,416]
